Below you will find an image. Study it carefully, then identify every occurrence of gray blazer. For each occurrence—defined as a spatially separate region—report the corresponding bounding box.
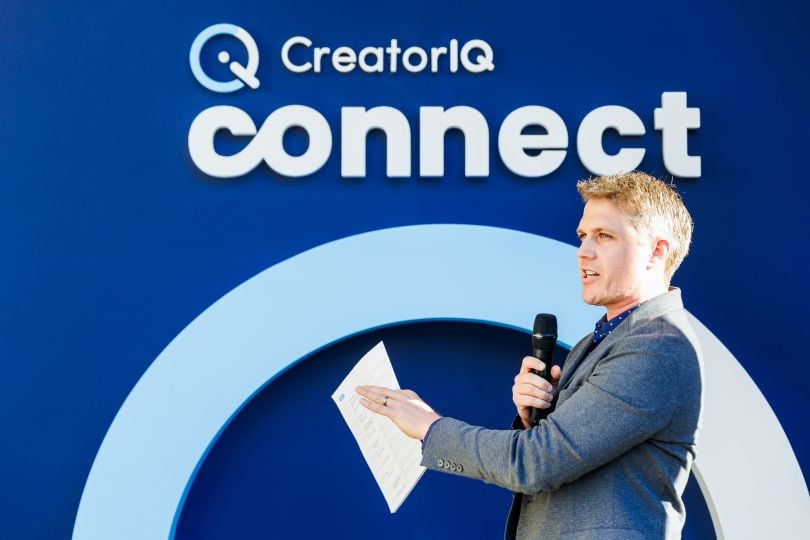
[421,289,703,539]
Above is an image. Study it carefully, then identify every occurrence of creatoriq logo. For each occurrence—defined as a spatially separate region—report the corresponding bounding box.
[189,23,260,92]
[187,24,702,179]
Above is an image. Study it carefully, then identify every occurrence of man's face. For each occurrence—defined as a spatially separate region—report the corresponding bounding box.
[576,199,656,319]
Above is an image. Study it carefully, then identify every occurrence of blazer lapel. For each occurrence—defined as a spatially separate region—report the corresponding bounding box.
[557,314,634,391]
[556,290,683,393]
[558,337,592,390]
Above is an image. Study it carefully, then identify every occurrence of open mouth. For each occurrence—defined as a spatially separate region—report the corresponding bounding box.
[582,269,599,279]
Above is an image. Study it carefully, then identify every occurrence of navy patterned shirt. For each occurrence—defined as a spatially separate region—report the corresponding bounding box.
[591,304,641,348]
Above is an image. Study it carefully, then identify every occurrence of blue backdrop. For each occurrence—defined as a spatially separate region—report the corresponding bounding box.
[1,1,807,538]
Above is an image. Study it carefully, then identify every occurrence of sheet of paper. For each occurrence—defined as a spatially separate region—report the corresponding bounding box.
[331,341,426,513]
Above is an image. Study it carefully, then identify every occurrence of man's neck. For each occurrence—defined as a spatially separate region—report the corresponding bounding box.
[606,283,669,320]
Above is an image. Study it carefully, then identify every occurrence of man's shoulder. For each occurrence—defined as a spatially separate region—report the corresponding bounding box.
[615,311,699,361]
[612,307,703,391]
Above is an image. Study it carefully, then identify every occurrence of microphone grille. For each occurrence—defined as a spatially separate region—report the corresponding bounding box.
[533,313,557,335]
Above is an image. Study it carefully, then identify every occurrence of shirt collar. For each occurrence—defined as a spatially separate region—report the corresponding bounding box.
[592,304,640,345]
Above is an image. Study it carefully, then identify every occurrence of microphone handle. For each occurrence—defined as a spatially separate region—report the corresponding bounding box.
[529,348,554,426]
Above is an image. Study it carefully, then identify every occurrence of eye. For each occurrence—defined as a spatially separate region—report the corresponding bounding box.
[576,231,586,241]
[598,232,612,240]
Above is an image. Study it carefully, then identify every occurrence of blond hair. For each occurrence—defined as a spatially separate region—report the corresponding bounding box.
[576,171,693,280]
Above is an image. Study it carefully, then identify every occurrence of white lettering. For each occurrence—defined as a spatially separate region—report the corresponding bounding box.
[498,106,568,177]
[449,39,459,73]
[430,47,447,73]
[313,47,331,73]
[332,46,356,73]
[385,39,402,73]
[359,47,384,73]
[460,39,495,73]
[188,105,331,178]
[655,92,701,178]
[263,106,332,176]
[403,47,429,73]
[280,36,312,73]
[341,107,411,177]
[188,106,260,178]
[577,105,646,176]
[188,95,701,179]
[278,37,495,75]
[420,106,489,177]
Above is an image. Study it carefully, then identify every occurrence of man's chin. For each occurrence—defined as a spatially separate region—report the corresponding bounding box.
[581,292,602,307]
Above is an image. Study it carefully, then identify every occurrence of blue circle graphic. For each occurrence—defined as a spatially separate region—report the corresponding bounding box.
[72,225,810,539]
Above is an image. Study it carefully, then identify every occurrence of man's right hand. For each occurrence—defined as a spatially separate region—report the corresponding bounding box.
[512,356,561,429]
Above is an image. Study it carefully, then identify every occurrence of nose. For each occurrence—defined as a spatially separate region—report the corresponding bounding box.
[577,237,595,260]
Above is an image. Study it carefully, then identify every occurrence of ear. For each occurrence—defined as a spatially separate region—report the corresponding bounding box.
[648,238,670,270]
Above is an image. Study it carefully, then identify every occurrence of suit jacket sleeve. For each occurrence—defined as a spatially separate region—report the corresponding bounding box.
[420,331,684,494]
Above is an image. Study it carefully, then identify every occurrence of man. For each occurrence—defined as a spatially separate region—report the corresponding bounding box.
[357,172,703,539]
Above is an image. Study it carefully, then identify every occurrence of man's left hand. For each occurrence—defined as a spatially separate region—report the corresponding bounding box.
[356,385,441,440]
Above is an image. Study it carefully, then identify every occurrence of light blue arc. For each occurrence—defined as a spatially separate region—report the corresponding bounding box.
[189,23,245,93]
[72,224,809,540]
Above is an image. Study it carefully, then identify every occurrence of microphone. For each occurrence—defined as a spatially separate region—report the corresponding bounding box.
[530,313,557,426]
